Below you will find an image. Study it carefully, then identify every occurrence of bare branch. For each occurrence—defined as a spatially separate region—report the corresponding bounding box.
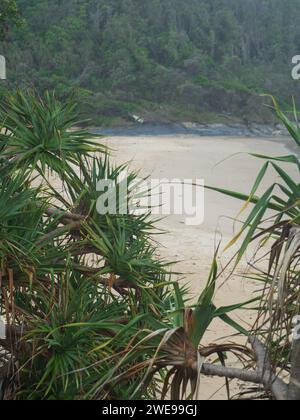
[75,265,137,289]
[45,207,85,223]
[250,337,288,400]
[37,221,82,245]
[200,363,262,384]
[190,338,289,400]
[288,337,300,400]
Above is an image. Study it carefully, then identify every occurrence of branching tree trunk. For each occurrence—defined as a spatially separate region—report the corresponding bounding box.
[288,337,300,400]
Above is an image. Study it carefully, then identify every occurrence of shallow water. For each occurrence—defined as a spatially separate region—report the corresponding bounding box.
[93,123,277,138]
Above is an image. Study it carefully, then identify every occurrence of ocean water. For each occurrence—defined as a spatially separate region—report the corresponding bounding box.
[92,123,276,138]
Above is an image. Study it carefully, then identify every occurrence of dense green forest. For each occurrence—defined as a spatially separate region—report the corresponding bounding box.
[0,0,19,39]
[1,0,299,126]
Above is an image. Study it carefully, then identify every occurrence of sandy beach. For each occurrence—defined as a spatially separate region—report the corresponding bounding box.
[101,133,296,399]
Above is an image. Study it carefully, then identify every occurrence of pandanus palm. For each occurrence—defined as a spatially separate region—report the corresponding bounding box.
[0,90,255,400]
[209,97,300,400]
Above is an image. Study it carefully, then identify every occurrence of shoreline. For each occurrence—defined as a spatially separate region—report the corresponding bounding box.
[100,133,296,293]
[90,121,288,138]
[100,133,296,399]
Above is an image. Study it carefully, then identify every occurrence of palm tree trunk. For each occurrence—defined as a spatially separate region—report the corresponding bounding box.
[288,337,300,400]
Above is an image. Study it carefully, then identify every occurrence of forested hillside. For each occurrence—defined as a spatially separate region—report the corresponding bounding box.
[1,0,299,126]
[0,0,19,39]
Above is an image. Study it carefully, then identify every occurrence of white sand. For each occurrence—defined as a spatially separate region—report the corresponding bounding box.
[101,134,295,399]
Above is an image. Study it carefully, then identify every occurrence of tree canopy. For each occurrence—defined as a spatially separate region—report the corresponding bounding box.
[0,0,19,40]
[1,0,299,124]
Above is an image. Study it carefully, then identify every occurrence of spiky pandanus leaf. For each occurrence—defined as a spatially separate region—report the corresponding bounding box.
[0,91,252,401]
